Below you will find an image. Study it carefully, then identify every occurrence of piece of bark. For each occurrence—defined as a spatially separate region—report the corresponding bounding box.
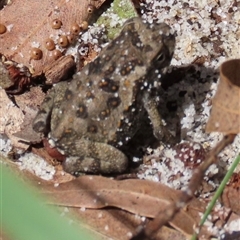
[44,55,76,84]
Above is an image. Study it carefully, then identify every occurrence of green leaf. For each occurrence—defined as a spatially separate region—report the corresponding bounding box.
[0,163,96,240]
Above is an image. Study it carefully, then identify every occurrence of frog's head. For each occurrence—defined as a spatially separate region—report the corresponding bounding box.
[123,17,176,70]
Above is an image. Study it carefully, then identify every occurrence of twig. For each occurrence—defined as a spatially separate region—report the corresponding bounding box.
[131,134,236,240]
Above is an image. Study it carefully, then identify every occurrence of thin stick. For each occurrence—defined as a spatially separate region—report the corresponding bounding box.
[131,134,236,239]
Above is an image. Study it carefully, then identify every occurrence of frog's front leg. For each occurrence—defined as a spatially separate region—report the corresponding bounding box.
[33,82,68,135]
[62,139,128,175]
[143,92,177,145]
[32,89,55,135]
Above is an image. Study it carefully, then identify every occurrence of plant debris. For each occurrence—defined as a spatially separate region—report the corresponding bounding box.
[1,0,240,239]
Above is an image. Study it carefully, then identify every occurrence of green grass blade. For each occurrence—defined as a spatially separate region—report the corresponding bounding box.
[191,154,240,239]
[0,163,96,240]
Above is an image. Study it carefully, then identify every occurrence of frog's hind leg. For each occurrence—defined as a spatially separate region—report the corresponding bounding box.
[62,139,128,175]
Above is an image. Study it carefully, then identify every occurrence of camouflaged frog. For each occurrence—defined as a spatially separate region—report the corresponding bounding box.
[33,17,175,175]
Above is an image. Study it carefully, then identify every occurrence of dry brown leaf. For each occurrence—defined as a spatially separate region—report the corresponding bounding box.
[42,175,206,237]
[0,89,27,149]
[222,186,240,215]
[221,173,240,215]
[206,59,240,133]
[0,162,186,239]
[73,208,186,240]
[0,0,105,75]
[0,56,13,89]
[6,87,46,144]
[0,85,46,146]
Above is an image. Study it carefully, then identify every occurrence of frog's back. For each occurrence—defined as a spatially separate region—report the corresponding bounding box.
[49,17,175,150]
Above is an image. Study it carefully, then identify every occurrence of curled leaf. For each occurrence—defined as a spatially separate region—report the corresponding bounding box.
[206,59,240,133]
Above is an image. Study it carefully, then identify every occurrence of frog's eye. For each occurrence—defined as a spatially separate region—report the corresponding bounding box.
[156,52,165,63]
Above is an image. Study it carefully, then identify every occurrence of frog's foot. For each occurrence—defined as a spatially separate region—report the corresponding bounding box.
[152,123,177,145]
[143,92,178,145]
[62,141,128,175]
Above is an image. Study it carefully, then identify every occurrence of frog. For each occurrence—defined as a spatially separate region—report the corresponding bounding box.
[32,17,176,175]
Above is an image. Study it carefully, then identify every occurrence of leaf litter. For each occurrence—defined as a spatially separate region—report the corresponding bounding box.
[0,0,240,239]
[41,176,206,236]
[0,0,106,75]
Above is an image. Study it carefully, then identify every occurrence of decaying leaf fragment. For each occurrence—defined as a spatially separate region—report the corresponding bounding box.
[221,172,240,215]
[42,175,206,237]
[206,59,240,133]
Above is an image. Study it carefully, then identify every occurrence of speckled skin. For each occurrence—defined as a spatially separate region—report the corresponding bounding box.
[33,17,175,175]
